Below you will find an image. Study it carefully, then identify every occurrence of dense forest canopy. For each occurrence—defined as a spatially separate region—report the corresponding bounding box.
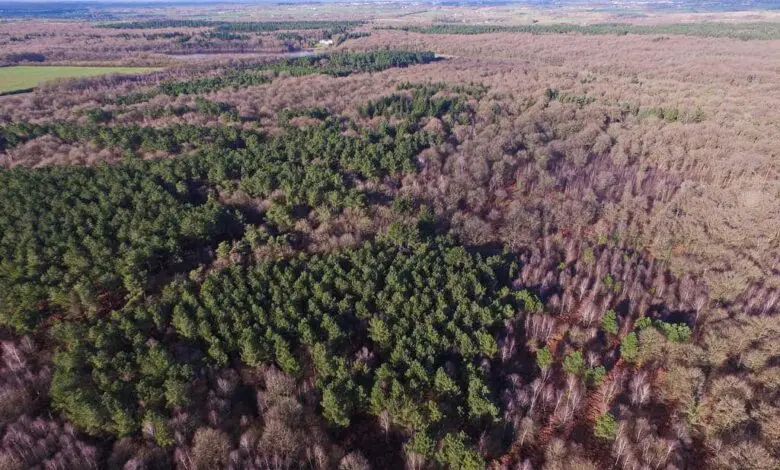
[0,6,779,470]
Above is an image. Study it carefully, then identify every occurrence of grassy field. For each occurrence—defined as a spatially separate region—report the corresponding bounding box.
[0,66,160,94]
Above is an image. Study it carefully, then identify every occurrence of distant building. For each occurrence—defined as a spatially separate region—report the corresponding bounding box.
[318,39,334,46]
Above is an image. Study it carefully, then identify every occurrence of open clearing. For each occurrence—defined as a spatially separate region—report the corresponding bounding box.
[0,66,160,94]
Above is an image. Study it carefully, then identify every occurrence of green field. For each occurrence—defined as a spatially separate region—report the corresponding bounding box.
[0,66,160,94]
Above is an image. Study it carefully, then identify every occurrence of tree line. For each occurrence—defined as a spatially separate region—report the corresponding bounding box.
[115,50,438,101]
[100,20,364,31]
[386,22,780,40]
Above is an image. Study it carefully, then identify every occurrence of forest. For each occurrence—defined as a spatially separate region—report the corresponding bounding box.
[384,22,780,40]
[0,5,779,470]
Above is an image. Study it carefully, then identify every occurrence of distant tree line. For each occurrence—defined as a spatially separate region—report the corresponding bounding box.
[100,20,364,32]
[387,21,780,40]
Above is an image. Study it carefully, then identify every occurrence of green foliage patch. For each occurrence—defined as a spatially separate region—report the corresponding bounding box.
[50,237,531,454]
[123,50,437,100]
[0,82,469,334]
[594,412,618,440]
